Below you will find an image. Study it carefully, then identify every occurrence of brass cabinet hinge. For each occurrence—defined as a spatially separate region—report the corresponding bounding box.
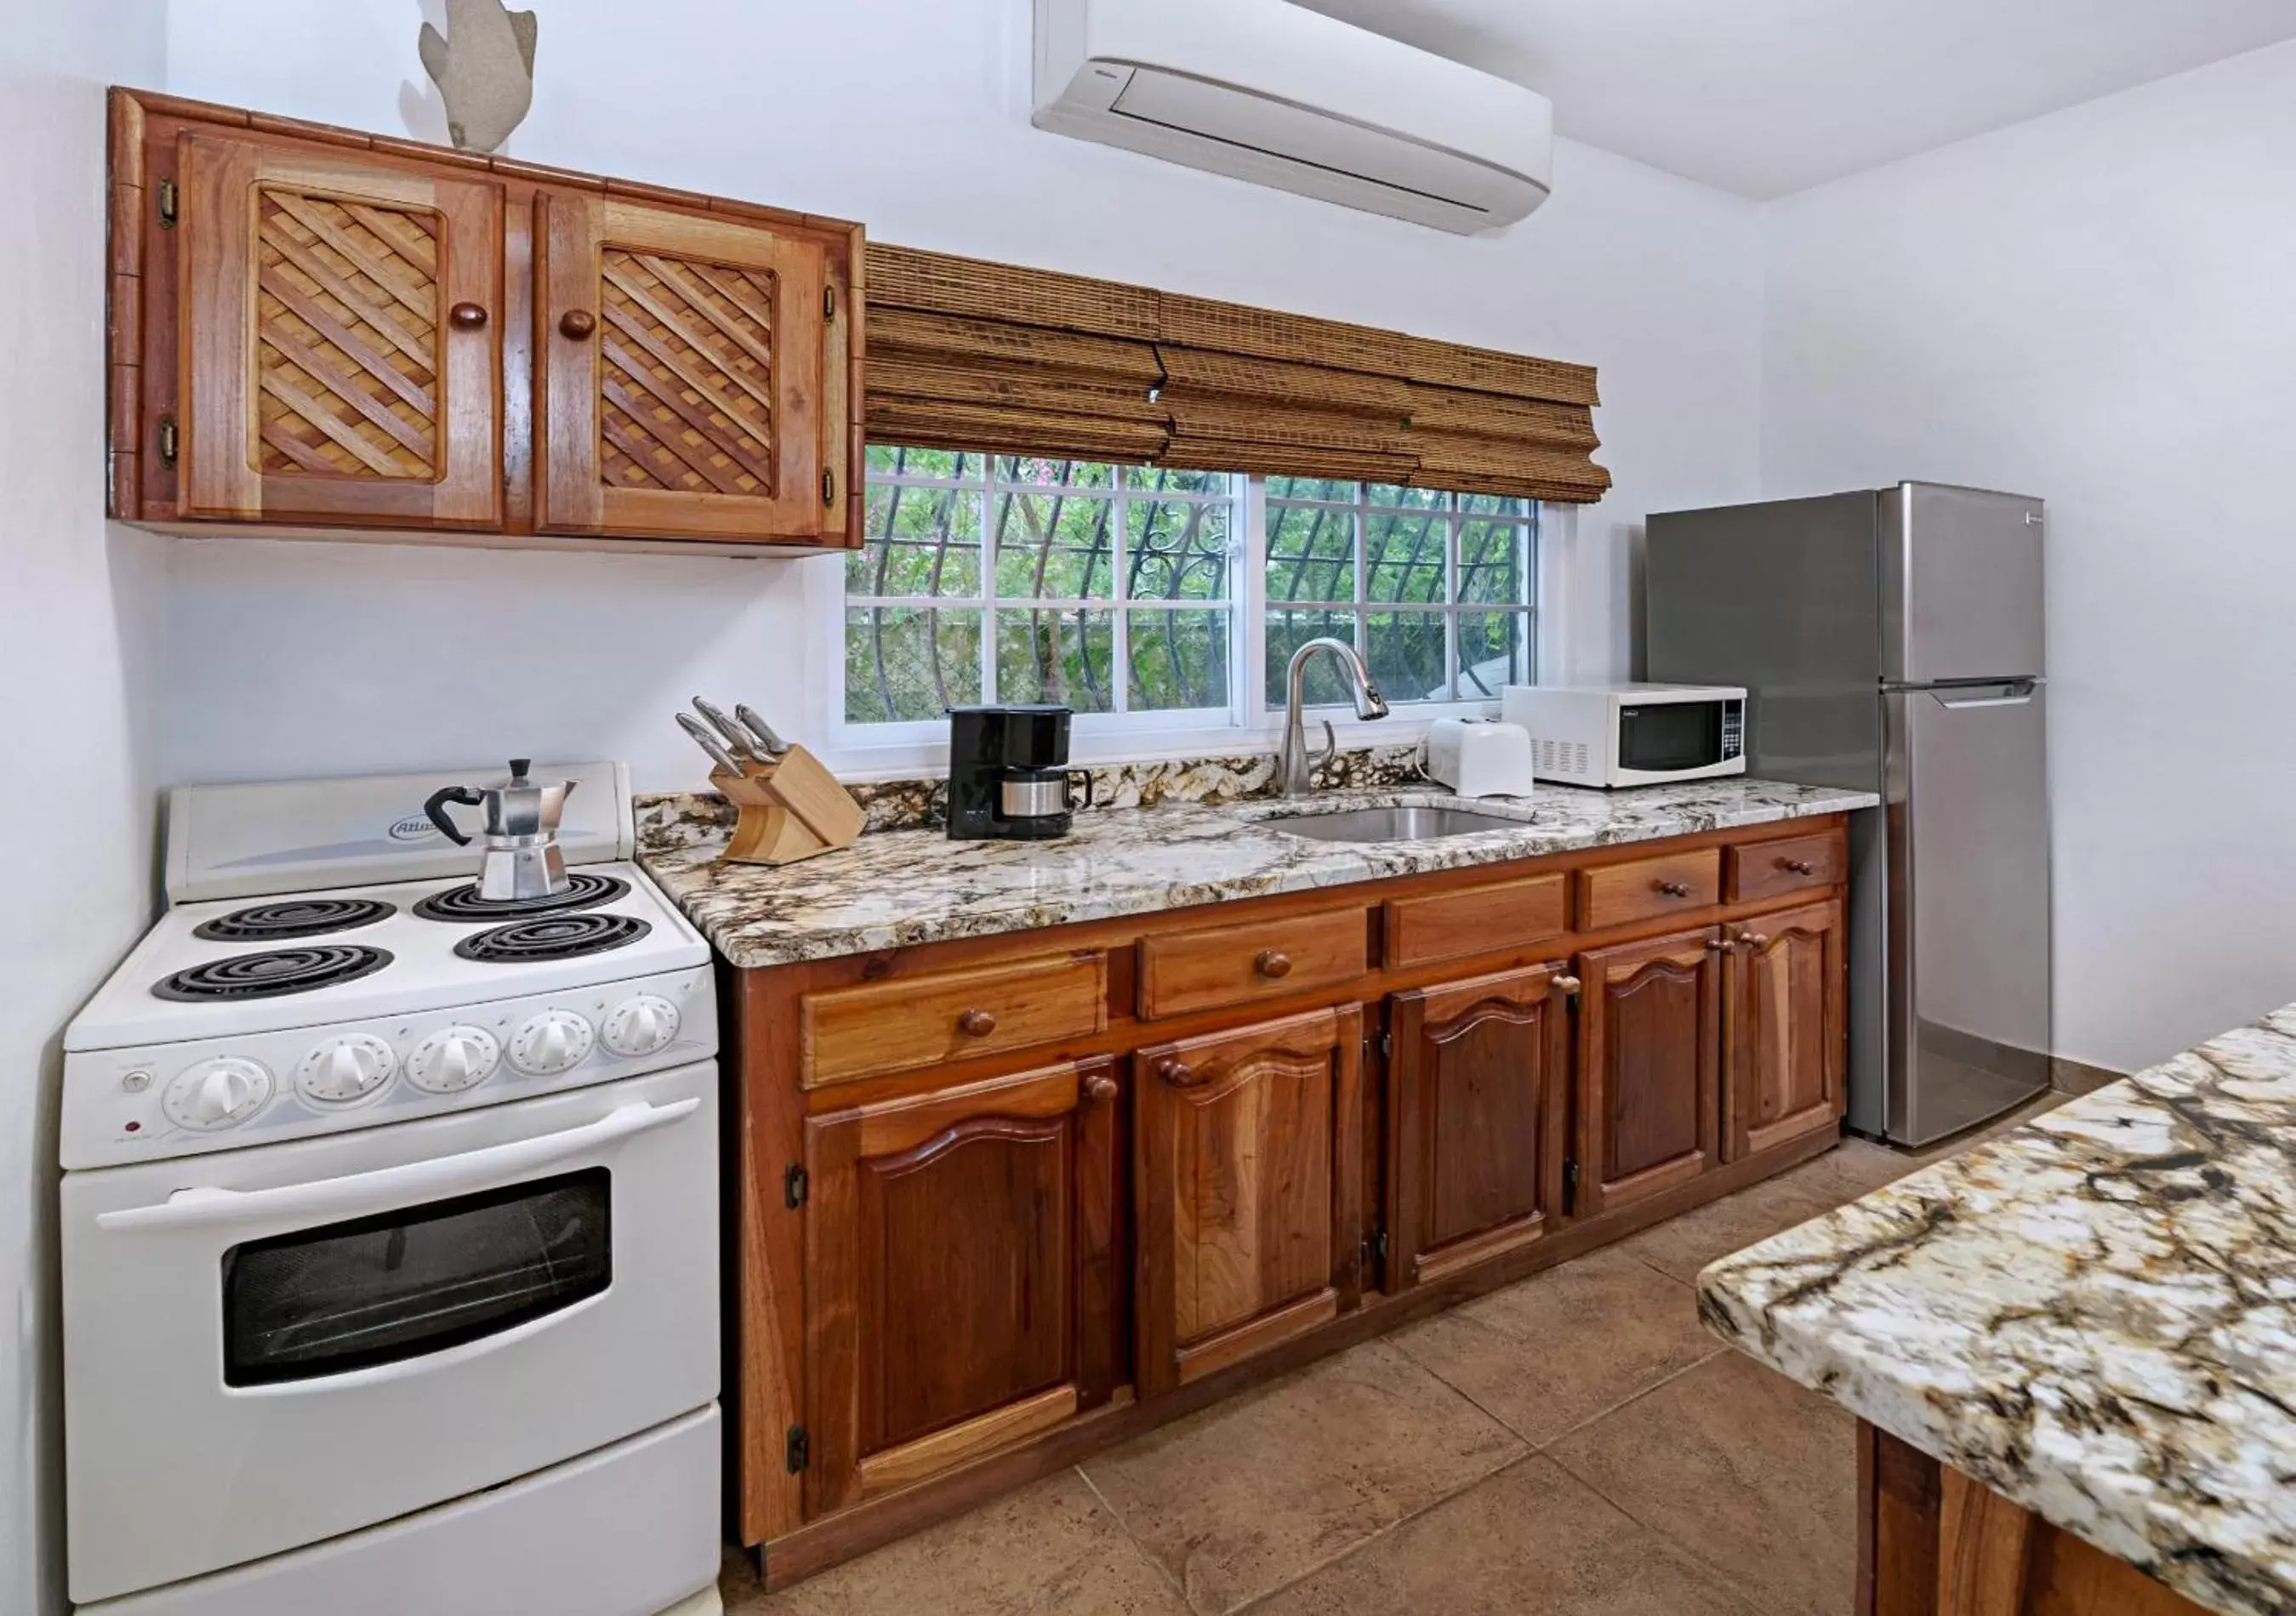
[821,468,836,508]
[157,415,179,466]
[785,1425,809,1473]
[1377,1030,1392,1059]
[156,178,178,228]
[1563,1159,1581,1214]
[823,285,836,319]
[783,1163,808,1209]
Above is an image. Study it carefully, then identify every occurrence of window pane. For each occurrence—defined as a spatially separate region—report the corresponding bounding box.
[1129,499,1229,601]
[1364,610,1450,703]
[843,606,982,723]
[994,455,1116,491]
[993,492,1116,600]
[1366,484,1445,511]
[1266,502,1354,603]
[1458,519,1530,606]
[996,608,1115,714]
[1364,508,1447,604]
[1265,609,1361,708]
[1456,610,1531,698]
[1459,491,1530,520]
[1125,465,1228,494]
[1128,609,1230,711]
[1268,476,1358,504]
[866,445,983,481]
[848,483,981,596]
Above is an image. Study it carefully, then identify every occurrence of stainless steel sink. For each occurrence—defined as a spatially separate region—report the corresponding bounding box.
[1263,805,1522,843]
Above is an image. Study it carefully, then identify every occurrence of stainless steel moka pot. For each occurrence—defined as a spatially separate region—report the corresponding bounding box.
[422,759,578,900]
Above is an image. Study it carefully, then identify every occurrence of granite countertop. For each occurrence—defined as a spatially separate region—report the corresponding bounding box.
[635,777,1877,970]
[1699,1005,2296,1616]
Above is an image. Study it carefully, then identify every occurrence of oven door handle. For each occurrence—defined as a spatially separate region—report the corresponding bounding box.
[94,1098,702,1233]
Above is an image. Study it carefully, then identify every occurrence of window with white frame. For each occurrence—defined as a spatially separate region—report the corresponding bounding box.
[843,447,1537,737]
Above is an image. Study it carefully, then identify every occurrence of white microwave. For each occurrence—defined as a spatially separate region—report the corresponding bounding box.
[1500,683,1746,787]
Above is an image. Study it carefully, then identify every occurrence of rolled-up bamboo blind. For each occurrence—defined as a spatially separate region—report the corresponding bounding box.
[863,244,1610,504]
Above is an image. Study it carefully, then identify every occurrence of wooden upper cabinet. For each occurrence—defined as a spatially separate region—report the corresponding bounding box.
[175,132,504,528]
[1133,1007,1363,1397]
[111,89,863,551]
[1575,926,1723,1215]
[801,1060,1120,1516]
[1723,899,1846,1162]
[1386,963,1571,1288]
[535,192,846,543]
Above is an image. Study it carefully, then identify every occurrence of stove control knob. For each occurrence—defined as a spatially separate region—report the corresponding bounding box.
[602,995,681,1057]
[296,1034,396,1106]
[406,1026,502,1094]
[163,1056,273,1131]
[509,1010,594,1076]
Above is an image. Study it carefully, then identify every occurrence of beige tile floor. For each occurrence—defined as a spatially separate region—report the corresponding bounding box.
[727,1098,2060,1616]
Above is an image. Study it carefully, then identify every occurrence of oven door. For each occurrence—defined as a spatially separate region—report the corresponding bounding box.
[1609,697,1744,784]
[62,1061,717,1606]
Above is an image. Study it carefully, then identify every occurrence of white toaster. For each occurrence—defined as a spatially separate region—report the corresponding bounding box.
[1422,719,1536,798]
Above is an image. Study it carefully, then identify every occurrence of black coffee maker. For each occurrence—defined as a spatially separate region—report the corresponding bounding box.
[946,705,1095,840]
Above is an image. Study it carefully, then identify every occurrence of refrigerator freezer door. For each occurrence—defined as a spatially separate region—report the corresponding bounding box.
[1882,483,2045,684]
[1886,681,2052,1146]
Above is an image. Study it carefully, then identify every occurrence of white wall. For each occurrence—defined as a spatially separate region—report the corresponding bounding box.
[0,6,169,1613]
[157,0,1763,789]
[1761,40,2296,1074]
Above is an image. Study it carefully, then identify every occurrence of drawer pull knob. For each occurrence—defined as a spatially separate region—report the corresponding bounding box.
[1083,1073,1119,1103]
[1780,858,1815,875]
[1155,1057,1198,1087]
[1656,879,1692,898]
[448,300,488,329]
[1550,975,1581,996]
[558,308,598,339]
[1254,949,1293,980]
[956,1009,997,1038]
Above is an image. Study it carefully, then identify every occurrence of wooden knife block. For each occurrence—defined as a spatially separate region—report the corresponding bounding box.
[714,746,867,866]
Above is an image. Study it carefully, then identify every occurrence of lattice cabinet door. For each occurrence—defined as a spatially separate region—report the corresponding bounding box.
[176,134,504,528]
[536,193,846,543]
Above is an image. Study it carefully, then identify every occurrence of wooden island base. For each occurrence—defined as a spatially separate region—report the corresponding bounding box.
[1860,1424,2209,1616]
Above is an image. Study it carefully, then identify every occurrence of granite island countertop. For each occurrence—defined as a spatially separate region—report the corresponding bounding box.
[635,777,1877,970]
[1698,1004,2296,1616]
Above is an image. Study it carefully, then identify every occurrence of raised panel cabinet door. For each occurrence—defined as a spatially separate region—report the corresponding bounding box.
[176,133,504,527]
[1723,899,1846,1161]
[802,1058,1120,1516]
[1387,963,1572,1288]
[1575,927,1722,1216]
[1135,1006,1364,1397]
[535,191,833,541]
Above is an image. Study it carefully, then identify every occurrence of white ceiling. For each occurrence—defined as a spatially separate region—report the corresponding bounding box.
[1290,0,2296,198]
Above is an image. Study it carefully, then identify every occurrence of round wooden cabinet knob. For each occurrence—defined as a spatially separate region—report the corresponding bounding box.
[1254,949,1293,980]
[1083,1073,1120,1103]
[956,1009,997,1038]
[1780,858,1815,875]
[1550,975,1582,996]
[1155,1057,1196,1087]
[447,301,488,330]
[558,308,598,339]
[1656,879,1692,898]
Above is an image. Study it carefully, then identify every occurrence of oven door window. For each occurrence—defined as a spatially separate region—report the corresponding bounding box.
[1618,703,1723,773]
[221,1168,610,1386]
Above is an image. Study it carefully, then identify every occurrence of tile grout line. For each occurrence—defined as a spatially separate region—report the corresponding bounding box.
[1071,1462,1198,1611]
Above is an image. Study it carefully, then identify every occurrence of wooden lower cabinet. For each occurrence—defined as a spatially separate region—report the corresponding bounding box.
[1133,1007,1364,1396]
[1575,926,1723,1215]
[801,1059,1121,1514]
[1385,963,1571,1287]
[1723,899,1847,1161]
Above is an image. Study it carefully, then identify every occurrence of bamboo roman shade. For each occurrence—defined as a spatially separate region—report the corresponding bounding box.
[864,244,1610,504]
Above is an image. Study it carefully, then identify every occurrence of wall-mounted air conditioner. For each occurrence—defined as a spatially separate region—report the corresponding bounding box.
[1031,0,1553,235]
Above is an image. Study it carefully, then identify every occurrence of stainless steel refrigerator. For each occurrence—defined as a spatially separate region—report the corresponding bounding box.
[1645,482,2048,1147]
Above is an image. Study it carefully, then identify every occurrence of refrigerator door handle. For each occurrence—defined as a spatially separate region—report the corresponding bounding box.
[1929,680,2037,709]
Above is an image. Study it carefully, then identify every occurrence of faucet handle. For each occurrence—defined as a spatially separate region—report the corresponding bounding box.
[1311,718,1338,775]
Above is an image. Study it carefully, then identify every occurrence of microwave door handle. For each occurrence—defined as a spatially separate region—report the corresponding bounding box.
[94,1098,701,1234]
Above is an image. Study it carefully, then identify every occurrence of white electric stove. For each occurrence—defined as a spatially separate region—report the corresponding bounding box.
[60,764,724,1616]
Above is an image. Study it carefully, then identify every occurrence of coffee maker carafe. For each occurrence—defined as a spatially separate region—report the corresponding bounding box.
[422,759,578,898]
[946,706,1094,840]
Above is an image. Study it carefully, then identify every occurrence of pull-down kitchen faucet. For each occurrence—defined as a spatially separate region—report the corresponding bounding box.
[1278,637,1390,797]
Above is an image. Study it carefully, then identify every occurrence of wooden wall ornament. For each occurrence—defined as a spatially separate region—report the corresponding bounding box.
[418,0,538,155]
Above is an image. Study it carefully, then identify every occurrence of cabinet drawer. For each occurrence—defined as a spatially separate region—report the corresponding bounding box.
[799,954,1108,1089]
[1726,830,1845,904]
[1137,908,1367,1020]
[1384,873,1568,970]
[1575,848,1721,932]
